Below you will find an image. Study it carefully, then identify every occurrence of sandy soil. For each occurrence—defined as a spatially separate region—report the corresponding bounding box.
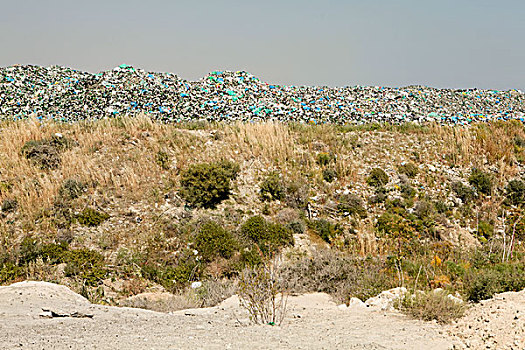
[0,281,456,350]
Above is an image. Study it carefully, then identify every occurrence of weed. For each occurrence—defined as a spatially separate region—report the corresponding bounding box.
[322,168,337,183]
[58,179,86,200]
[396,290,466,324]
[398,162,419,178]
[468,168,493,195]
[77,208,109,227]
[367,168,389,187]
[259,172,285,202]
[180,161,240,208]
[505,179,525,206]
[194,221,238,262]
[155,150,170,170]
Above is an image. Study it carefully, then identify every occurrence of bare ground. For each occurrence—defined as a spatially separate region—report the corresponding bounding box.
[2,281,524,350]
[0,281,454,350]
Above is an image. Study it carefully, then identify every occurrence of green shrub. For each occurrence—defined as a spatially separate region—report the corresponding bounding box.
[0,262,23,283]
[316,152,335,166]
[337,194,367,218]
[368,187,388,204]
[64,248,106,286]
[194,221,238,262]
[284,181,309,209]
[77,208,109,227]
[505,179,525,206]
[451,181,476,203]
[241,216,293,253]
[396,290,466,324]
[366,168,389,187]
[314,219,342,243]
[476,220,494,240]
[468,169,493,195]
[400,183,416,199]
[465,264,525,302]
[259,173,285,202]
[286,220,306,235]
[20,136,75,170]
[155,150,170,170]
[1,199,18,213]
[180,161,240,208]
[322,168,337,183]
[398,162,419,178]
[58,179,86,200]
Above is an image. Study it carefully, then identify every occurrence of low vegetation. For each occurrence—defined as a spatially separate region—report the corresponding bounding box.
[1,117,525,322]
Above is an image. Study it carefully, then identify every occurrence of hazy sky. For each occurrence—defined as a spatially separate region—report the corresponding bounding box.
[1,0,523,89]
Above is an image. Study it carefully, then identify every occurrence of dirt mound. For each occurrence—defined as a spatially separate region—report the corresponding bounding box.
[448,289,525,349]
[0,281,453,349]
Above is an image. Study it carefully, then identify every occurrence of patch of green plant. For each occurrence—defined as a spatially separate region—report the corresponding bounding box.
[194,221,238,262]
[64,248,107,286]
[400,183,416,199]
[58,179,86,200]
[77,207,109,227]
[180,160,240,208]
[337,194,367,218]
[20,135,75,170]
[366,168,389,187]
[316,152,335,167]
[313,219,342,244]
[468,168,493,195]
[476,220,494,240]
[286,220,306,235]
[155,150,170,170]
[465,263,525,302]
[0,262,23,283]
[505,179,525,206]
[259,172,285,202]
[241,216,294,254]
[284,181,309,209]
[322,168,337,183]
[398,162,419,178]
[451,181,476,203]
[1,199,18,213]
[396,290,466,324]
[368,187,388,204]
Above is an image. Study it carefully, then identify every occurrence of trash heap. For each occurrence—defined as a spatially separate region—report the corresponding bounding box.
[1,64,524,124]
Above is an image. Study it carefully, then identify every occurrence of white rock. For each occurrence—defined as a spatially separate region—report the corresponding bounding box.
[191,281,202,289]
[365,287,407,311]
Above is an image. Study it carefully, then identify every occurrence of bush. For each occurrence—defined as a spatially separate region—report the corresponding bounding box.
[155,150,170,170]
[241,216,293,254]
[313,219,342,243]
[505,179,525,206]
[284,181,309,209]
[259,173,285,202]
[468,168,493,195]
[369,187,388,204]
[366,168,389,187]
[286,220,306,235]
[280,250,395,302]
[58,179,86,200]
[477,220,494,240]
[194,221,238,262]
[77,207,109,227]
[465,264,525,302]
[400,183,416,199]
[64,248,106,286]
[20,135,75,170]
[180,161,240,208]
[322,168,337,183]
[1,199,18,213]
[316,152,335,167]
[451,181,476,203]
[337,194,367,218]
[396,290,466,324]
[398,162,419,178]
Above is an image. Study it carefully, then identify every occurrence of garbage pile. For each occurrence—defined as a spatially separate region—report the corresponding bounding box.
[1,64,524,124]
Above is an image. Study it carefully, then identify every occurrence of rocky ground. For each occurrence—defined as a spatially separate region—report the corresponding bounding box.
[0,281,523,350]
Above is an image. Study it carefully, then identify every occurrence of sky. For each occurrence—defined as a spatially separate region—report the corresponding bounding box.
[1,0,524,90]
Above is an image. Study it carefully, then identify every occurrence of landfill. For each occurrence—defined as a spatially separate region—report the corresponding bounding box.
[1,64,524,124]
